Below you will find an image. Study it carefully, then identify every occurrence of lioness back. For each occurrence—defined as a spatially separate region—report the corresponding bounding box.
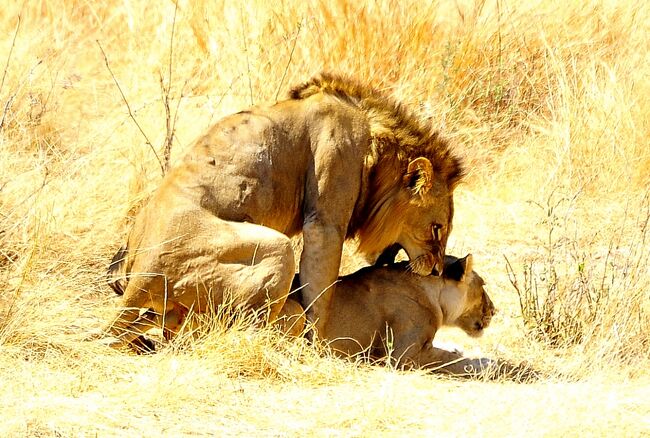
[321,265,435,356]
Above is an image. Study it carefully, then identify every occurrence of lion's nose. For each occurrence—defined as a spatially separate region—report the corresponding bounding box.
[474,322,483,331]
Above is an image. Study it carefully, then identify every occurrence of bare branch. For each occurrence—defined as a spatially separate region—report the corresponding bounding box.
[0,94,16,132]
[168,0,178,95]
[0,11,22,133]
[275,20,302,102]
[0,58,42,132]
[0,11,21,97]
[159,74,181,173]
[170,79,188,152]
[159,73,170,170]
[96,40,165,177]
[240,7,254,106]
[160,1,180,173]
[208,75,241,126]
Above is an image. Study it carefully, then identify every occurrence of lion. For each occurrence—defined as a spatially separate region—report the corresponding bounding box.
[282,254,499,376]
[103,72,463,348]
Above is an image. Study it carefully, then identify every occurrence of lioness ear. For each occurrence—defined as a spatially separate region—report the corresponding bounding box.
[406,157,433,196]
[374,243,403,267]
[442,259,463,281]
[443,254,473,282]
[461,254,473,282]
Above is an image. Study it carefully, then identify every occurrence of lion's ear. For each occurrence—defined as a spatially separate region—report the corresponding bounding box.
[406,157,433,196]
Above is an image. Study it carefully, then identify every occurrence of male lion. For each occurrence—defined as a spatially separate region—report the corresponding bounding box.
[104,72,463,347]
[283,254,499,376]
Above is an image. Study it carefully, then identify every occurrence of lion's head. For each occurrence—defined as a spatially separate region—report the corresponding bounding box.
[442,254,496,338]
[350,150,460,276]
[394,156,457,275]
[290,73,464,275]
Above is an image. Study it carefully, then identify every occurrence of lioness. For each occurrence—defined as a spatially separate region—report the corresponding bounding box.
[150,254,498,376]
[283,254,497,375]
[104,72,463,347]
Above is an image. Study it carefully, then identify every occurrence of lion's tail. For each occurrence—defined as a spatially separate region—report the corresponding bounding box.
[107,245,129,295]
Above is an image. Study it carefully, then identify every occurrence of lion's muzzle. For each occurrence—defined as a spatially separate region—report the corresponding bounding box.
[408,252,437,275]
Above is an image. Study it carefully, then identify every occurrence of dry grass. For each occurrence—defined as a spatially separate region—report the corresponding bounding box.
[1,0,649,435]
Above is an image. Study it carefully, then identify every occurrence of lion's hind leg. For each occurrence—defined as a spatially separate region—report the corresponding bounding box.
[99,308,154,351]
[166,217,297,330]
[207,220,296,325]
[99,213,297,349]
[273,297,306,337]
[98,275,160,351]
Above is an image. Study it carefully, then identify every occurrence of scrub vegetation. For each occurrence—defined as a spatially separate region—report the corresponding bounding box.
[0,0,648,435]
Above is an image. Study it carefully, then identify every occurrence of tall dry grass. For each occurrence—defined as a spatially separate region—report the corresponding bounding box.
[1,0,649,435]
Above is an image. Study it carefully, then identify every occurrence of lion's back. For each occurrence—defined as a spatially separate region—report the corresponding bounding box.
[171,97,368,234]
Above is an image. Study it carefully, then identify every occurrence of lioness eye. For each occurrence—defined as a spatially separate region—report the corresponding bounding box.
[432,224,441,241]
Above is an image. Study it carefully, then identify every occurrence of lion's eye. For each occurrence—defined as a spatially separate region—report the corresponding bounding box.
[432,224,442,241]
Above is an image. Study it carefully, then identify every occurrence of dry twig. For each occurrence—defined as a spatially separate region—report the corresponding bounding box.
[240,7,254,106]
[0,12,22,132]
[274,21,302,101]
[160,0,180,173]
[96,40,165,177]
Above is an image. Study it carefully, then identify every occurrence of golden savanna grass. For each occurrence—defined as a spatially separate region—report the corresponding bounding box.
[1,0,649,435]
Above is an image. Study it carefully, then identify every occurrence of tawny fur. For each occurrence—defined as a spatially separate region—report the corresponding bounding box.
[281,254,498,376]
[146,255,529,379]
[103,72,464,348]
[289,72,464,256]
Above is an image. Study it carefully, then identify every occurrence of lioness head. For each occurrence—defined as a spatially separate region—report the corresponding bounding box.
[443,254,496,338]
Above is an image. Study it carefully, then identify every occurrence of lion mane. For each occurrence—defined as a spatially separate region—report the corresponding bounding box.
[289,72,464,255]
